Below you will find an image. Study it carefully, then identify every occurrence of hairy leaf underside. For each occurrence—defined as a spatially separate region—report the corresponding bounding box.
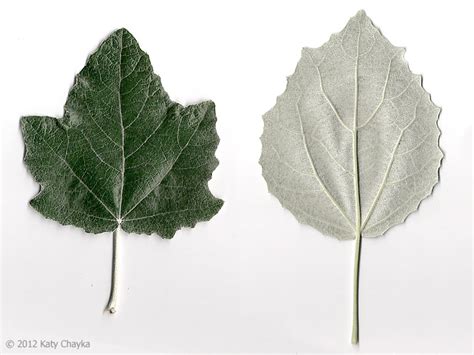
[260,11,442,240]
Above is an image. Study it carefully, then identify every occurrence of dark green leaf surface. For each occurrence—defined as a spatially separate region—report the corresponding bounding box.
[21,29,223,237]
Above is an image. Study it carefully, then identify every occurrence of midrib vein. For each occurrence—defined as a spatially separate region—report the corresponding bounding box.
[352,22,362,235]
[117,32,126,222]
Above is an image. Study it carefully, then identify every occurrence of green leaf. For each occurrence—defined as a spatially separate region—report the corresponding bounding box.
[21,28,223,238]
[260,10,442,343]
[20,29,223,313]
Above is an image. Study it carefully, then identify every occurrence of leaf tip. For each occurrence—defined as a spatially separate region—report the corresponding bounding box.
[355,9,367,18]
[115,27,132,36]
[112,27,138,44]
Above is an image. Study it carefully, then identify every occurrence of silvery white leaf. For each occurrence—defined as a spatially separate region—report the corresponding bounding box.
[260,10,442,241]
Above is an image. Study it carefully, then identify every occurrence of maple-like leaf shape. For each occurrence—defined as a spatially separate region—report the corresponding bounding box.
[21,29,223,238]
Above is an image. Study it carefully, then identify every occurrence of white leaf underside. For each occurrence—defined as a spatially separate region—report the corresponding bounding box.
[260,10,442,240]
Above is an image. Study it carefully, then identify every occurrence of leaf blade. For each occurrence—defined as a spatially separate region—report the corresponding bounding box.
[260,10,442,239]
[21,29,223,237]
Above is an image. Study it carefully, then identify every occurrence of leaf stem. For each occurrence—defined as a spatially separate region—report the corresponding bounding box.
[105,228,119,314]
[351,229,361,344]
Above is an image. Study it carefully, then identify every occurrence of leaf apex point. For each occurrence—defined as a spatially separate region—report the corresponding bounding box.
[116,27,130,34]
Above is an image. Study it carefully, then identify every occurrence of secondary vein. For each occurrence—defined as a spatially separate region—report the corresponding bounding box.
[361,98,421,231]
[31,125,116,220]
[121,105,209,221]
[295,100,355,230]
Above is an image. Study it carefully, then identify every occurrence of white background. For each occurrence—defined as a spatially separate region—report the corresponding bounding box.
[0,0,472,353]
